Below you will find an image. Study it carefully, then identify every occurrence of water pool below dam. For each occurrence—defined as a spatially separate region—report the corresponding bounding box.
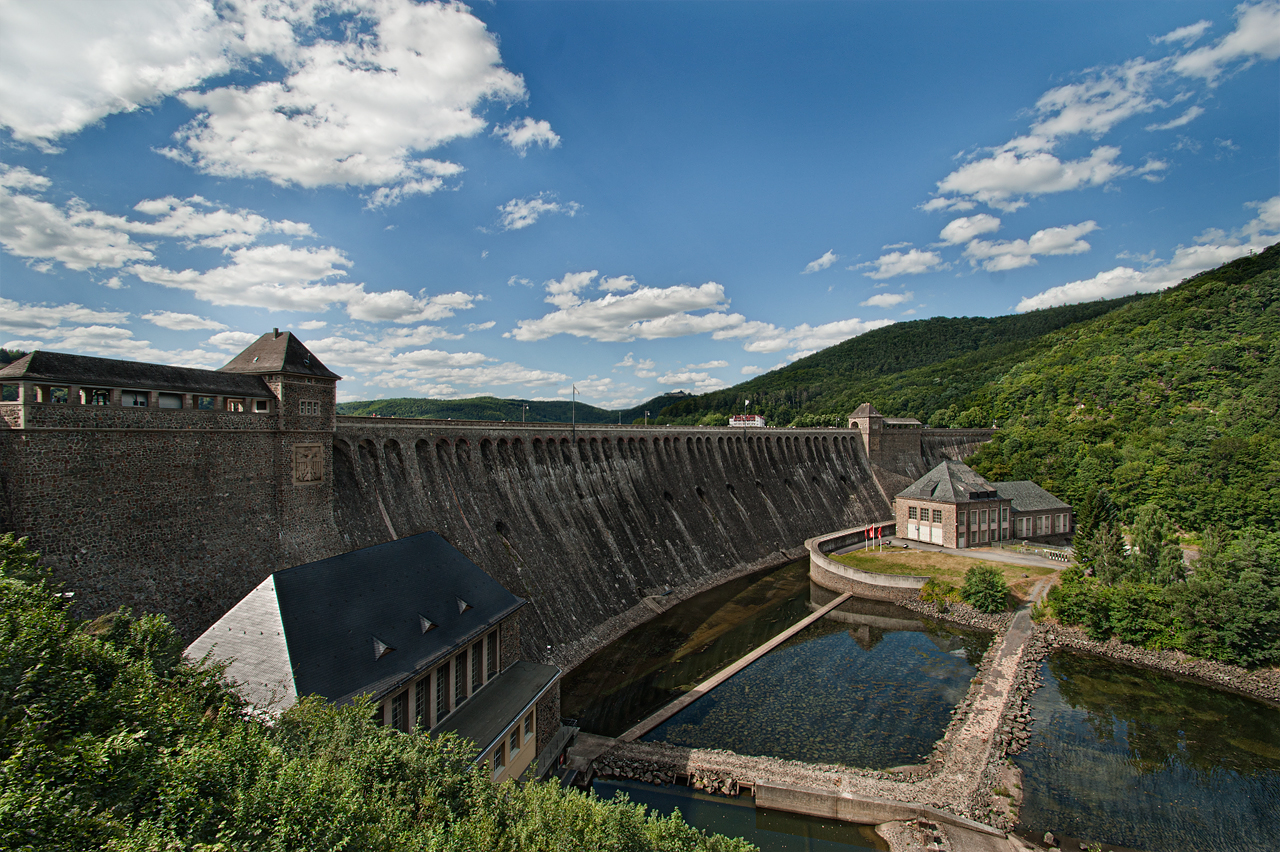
[569,559,1280,852]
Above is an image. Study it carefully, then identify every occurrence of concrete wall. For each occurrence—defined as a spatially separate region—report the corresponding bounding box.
[331,422,893,663]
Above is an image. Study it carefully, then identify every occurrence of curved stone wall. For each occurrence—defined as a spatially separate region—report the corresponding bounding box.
[332,422,892,663]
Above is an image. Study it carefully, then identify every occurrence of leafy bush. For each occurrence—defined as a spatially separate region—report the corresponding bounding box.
[0,534,754,852]
[919,577,959,606]
[961,564,1009,613]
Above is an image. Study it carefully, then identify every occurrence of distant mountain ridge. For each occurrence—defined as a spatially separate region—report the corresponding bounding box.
[337,392,690,424]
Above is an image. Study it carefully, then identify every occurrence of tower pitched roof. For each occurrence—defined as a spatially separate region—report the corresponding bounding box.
[219,330,340,380]
[850,402,882,418]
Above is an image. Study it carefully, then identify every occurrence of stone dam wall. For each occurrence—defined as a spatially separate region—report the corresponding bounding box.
[329,421,956,664]
[0,411,992,655]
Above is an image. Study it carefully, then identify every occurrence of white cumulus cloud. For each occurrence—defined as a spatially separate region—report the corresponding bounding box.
[1173,1,1280,82]
[862,249,943,279]
[141,310,227,331]
[1016,197,1279,310]
[163,0,529,199]
[498,193,581,230]
[493,117,561,155]
[964,221,1099,272]
[802,250,839,274]
[860,291,913,308]
[939,214,1001,245]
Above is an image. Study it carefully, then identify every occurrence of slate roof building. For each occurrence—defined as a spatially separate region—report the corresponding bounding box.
[894,460,1072,548]
[187,531,561,784]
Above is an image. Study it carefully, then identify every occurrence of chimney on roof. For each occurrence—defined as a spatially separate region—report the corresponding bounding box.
[273,328,280,338]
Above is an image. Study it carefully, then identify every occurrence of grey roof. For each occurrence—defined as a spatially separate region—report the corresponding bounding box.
[0,350,272,397]
[433,660,560,753]
[186,532,525,709]
[884,417,922,426]
[220,330,341,380]
[850,402,882,418]
[996,481,1071,513]
[896,460,1000,503]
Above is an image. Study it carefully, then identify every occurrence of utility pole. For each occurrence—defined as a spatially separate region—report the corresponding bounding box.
[571,384,576,440]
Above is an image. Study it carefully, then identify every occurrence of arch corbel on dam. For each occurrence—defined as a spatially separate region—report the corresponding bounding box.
[332,420,913,666]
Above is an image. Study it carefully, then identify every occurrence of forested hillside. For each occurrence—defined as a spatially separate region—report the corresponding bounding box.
[966,244,1280,533]
[654,296,1142,427]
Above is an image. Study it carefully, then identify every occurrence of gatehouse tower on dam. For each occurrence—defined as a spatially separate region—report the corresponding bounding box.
[0,332,994,664]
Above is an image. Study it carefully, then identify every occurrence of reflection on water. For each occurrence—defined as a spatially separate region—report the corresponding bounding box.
[642,595,993,769]
[562,559,814,737]
[1015,650,1280,852]
[593,779,889,852]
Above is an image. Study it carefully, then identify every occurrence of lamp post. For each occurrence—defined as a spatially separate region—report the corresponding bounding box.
[644,410,649,426]
[522,403,528,423]
[571,384,576,440]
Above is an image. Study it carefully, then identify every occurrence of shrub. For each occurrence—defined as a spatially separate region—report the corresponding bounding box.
[961,563,1009,613]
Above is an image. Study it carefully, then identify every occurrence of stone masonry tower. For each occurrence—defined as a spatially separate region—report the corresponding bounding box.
[219,330,343,567]
[848,402,884,463]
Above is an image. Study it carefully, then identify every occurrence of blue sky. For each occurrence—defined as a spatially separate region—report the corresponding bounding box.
[2,1,1278,407]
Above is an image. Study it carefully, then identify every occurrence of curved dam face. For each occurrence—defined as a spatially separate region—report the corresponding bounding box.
[331,422,896,663]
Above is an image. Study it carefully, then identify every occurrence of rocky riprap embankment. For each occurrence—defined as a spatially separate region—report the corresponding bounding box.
[1034,624,1280,706]
[900,598,1012,633]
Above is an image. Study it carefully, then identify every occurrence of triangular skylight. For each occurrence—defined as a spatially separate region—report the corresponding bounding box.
[373,637,395,660]
[456,597,471,614]
[419,614,436,633]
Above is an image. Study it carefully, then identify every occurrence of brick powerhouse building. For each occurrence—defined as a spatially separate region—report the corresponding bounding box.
[0,330,344,640]
[895,459,1072,548]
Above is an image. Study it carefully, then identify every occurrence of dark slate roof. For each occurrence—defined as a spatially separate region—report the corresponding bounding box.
[433,660,559,753]
[884,417,922,426]
[850,402,882,418]
[996,481,1071,513]
[0,350,272,397]
[220,330,340,380]
[271,532,525,703]
[896,460,1001,503]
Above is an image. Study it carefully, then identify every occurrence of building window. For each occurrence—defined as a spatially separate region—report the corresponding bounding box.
[83,388,111,406]
[123,390,149,407]
[472,642,483,691]
[1016,517,1024,537]
[391,692,408,732]
[254,399,269,412]
[415,677,427,728]
[931,509,943,524]
[524,712,534,742]
[225,398,245,412]
[487,630,498,678]
[454,649,467,704]
[1001,507,1009,523]
[158,392,183,409]
[493,742,505,774]
[510,728,521,756]
[1035,516,1043,536]
[436,662,449,720]
[970,510,978,527]
[300,400,321,415]
[980,508,988,526]
[908,506,917,520]
[196,396,215,410]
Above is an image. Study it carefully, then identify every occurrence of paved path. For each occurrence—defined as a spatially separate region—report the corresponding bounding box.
[839,537,1065,571]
